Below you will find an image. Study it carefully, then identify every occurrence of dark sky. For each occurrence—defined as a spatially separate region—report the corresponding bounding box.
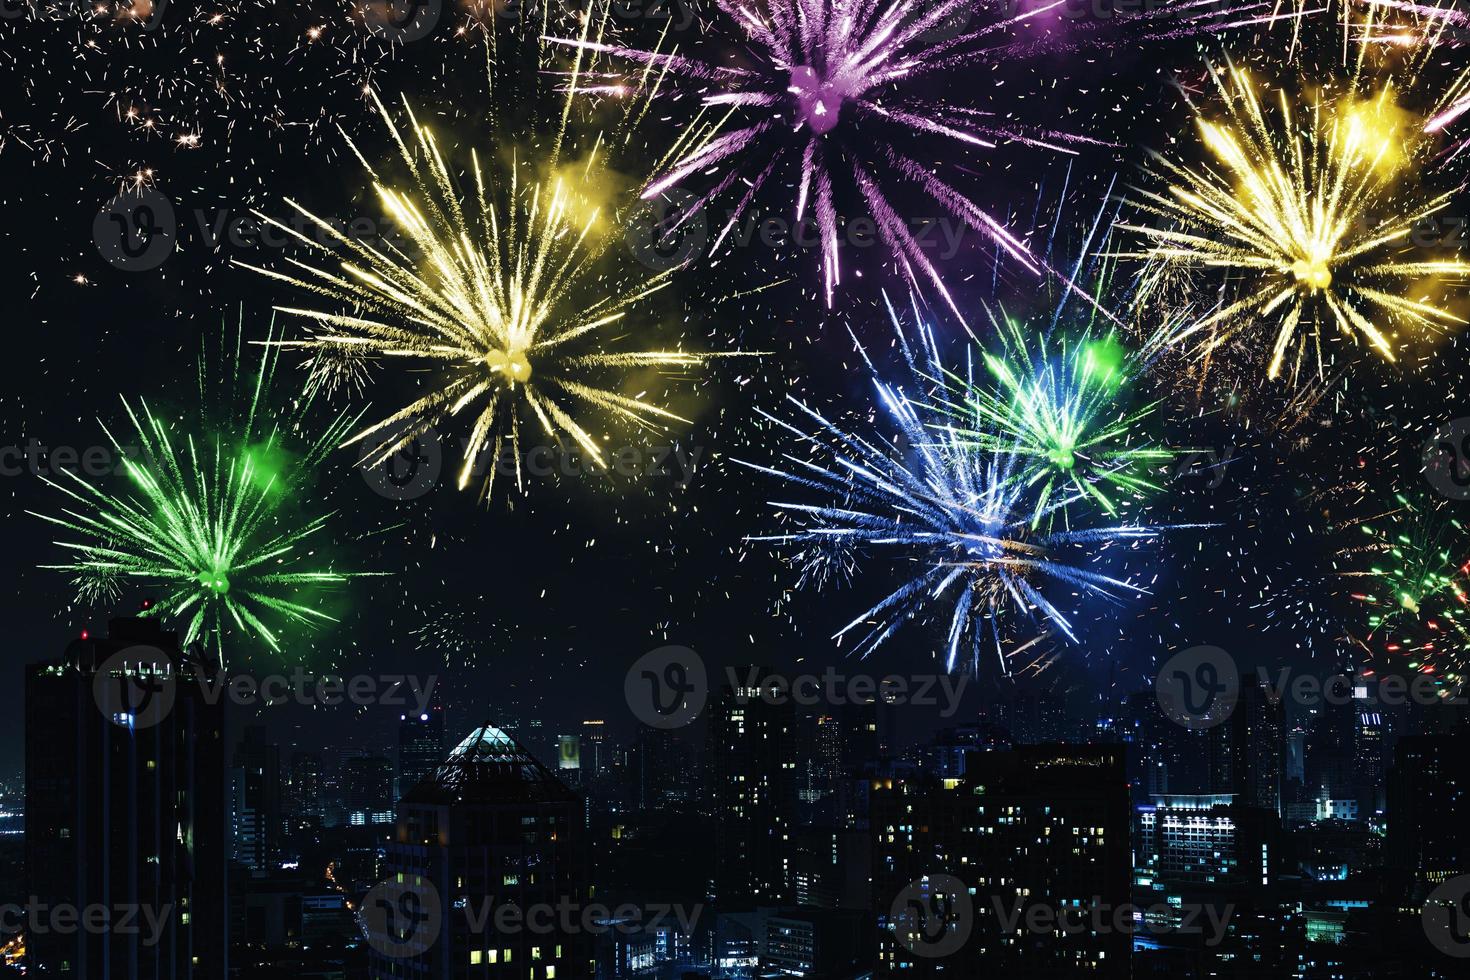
[0,2,1463,773]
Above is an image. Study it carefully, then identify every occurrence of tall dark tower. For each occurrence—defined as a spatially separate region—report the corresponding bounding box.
[371,723,590,979]
[230,725,281,872]
[25,616,228,979]
[397,701,447,800]
[1386,733,1470,901]
[1213,680,1286,816]
[707,669,796,906]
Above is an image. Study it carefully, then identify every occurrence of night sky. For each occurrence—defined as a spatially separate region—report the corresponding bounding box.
[0,1,1465,773]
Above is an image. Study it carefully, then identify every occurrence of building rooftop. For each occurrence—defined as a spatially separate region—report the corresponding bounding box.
[401,723,576,806]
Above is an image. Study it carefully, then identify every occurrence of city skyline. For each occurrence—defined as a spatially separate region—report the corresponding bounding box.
[5,1,1470,977]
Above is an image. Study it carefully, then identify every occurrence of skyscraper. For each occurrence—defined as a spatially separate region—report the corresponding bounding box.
[345,753,395,825]
[580,719,608,778]
[25,616,229,978]
[1386,734,1470,901]
[397,704,447,800]
[286,750,323,826]
[1215,680,1287,816]
[873,744,1130,977]
[372,723,590,979]
[231,725,282,872]
[707,669,797,906]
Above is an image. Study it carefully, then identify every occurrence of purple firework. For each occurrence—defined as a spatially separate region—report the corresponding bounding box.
[552,0,1104,320]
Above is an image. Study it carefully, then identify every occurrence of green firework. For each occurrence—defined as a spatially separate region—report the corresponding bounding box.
[1344,492,1470,679]
[931,313,1172,526]
[32,322,366,660]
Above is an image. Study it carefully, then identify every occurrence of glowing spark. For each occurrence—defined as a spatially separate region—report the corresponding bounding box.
[1120,66,1470,384]
[549,0,1120,320]
[931,313,1172,527]
[737,299,1170,673]
[32,323,369,661]
[241,91,717,498]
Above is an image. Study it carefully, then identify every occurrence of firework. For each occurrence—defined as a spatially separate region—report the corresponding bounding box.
[551,0,1303,318]
[1338,491,1470,679]
[31,326,365,661]
[546,1,1063,317]
[241,89,716,497]
[930,310,1173,526]
[1121,64,1470,384]
[737,302,1168,673]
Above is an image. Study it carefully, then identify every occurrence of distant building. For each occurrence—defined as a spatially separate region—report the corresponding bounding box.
[397,705,446,800]
[873,744,1130,977]
[231,726,282,871]
[580,720,608,778]
[762,907,865,978]
[1386,734,1470,899]
[286,750,323,825]
[372,723,590,979]
[345,753,394,826]
[25,616,229,978]
[708,670,796,906]
[1217,681,1287,816]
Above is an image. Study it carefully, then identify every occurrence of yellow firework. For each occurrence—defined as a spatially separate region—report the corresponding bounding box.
[238,90,710,497]
[1121,65,1470,383]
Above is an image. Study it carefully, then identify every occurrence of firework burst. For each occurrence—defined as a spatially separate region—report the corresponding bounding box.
[1122,64,1470,384]
[1338,490,1470,679]
[31,325,366,661]
[241,89,716,497]
[930,310,1173,526]
[738,302,1170,673]
[551,0,1116,319]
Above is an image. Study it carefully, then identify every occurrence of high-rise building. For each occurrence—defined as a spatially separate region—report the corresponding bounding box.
[1136,795,1279,890]
[1353,691,1388,819]
[345,753,395,826]
[873,744,1130,977]
[1212,681,1286,816]
[397,704,447,800]
[708,669,797,906]
[373,723,590,979]
[1386,734,1470,899]
[25,616,229,978]
[1304,675,1357,813]
[286,750,323,825]
[580,719,608,778]
[231,725,282,871]
[1133,794,1289,973]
